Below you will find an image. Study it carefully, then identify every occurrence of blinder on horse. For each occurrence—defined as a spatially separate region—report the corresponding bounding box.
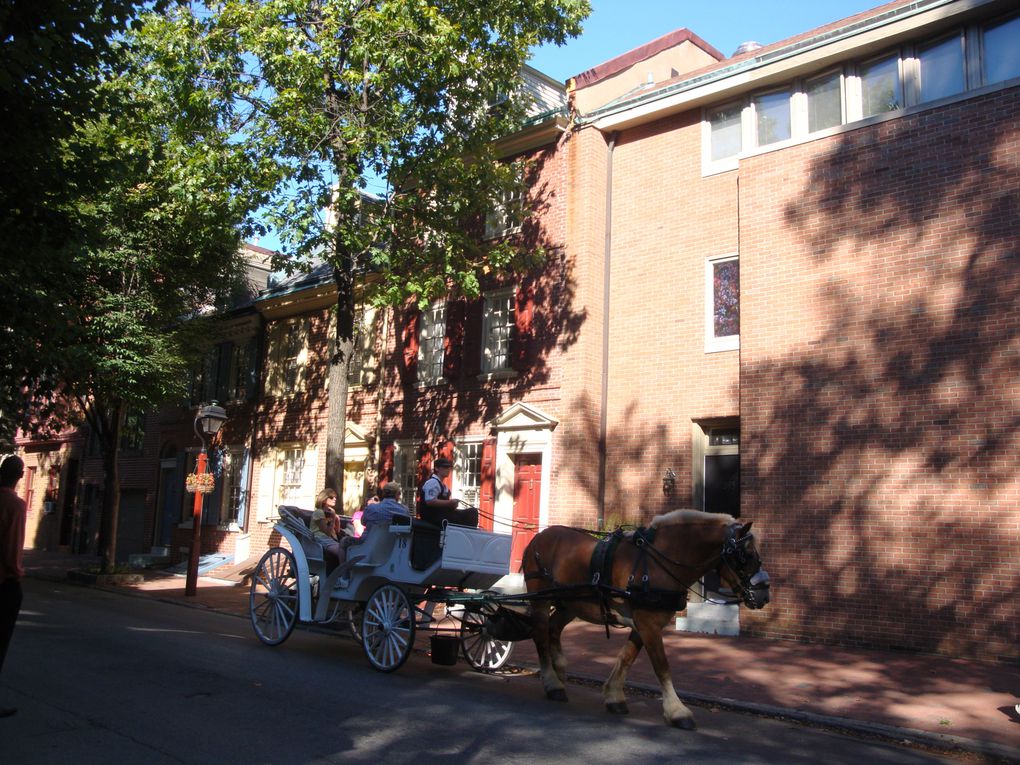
[718,523,770,609]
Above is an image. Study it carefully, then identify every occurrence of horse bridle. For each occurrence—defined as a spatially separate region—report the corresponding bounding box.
[718,524,770,609]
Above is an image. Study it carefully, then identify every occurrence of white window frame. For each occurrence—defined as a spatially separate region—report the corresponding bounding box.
[752,86,793,148]
[705,254,739,354]
[703,100,744,174]
[455,439,484,508]
[418,300,446,386]
[267,317,310,397]
[254,442,317,523]
[484,182,524,240]
[481,287,516,376]
[217,446,244,530]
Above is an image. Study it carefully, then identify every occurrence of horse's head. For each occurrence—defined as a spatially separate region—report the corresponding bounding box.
[718,521,770,609]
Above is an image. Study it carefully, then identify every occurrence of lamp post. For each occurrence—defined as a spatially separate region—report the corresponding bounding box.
[185,402,227,597]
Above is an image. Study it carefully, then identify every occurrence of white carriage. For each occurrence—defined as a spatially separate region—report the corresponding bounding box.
[249,505,517,673]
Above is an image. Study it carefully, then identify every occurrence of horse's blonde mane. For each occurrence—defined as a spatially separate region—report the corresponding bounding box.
[649,509,736,529]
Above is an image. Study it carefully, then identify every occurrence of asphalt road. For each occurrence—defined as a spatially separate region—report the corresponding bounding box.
[3,579,972,765]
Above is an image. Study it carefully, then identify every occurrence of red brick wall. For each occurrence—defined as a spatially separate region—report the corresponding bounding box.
[738,86,1020,659]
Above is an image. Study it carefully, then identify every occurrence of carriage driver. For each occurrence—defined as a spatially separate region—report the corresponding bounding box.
[419,457,478,528]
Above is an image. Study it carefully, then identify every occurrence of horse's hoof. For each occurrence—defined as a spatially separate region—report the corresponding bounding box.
[668,716,697,730]
[546,688,568,702]
[605,701,629,715]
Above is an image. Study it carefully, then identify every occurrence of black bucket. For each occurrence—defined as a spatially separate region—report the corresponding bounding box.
[430,635,460,666]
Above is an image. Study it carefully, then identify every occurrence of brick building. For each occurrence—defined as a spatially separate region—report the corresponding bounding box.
[12,0,1019,660]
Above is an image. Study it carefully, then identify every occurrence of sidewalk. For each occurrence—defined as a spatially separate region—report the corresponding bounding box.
[23,549,1020,762]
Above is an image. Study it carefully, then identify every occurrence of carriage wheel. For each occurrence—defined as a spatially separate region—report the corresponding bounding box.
[361,584,415,672]
[249,548,300,646]
[460,608,514,672]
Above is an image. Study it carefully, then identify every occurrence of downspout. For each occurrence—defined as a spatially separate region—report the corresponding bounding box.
[596,131,618,529]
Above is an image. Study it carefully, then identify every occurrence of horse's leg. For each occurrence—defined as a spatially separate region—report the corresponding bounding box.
[530,598,568,701]
[633,610,696,729]
[603,628,642,714]
[548,606,574,686]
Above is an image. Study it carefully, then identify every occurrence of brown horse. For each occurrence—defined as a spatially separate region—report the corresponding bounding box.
[521,510,770,729]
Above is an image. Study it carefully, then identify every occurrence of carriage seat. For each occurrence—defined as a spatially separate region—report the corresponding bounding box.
[408,518,443,571]
[277,505,356,570]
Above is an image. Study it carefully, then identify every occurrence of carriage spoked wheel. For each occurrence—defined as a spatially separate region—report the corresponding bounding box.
[460,606,514,672]
[361,584,416,672]
[249,547,299,646]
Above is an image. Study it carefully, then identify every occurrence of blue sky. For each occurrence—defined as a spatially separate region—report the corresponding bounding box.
[255,1,883,251]
[528,0,881,82]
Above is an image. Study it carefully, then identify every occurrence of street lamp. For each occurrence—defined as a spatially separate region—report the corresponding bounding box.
[185,402,228,597]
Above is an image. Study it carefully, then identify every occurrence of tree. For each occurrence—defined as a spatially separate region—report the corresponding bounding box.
[31,9,273,572]
[0,1,152,448]
[185,0,589,491]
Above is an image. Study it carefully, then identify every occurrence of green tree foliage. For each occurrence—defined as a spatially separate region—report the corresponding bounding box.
[187,0,589,488]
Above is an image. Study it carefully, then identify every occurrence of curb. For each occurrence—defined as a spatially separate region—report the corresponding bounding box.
[31,571,1020,762]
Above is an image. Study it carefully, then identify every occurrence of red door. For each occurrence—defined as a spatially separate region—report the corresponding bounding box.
[511,455,541,572]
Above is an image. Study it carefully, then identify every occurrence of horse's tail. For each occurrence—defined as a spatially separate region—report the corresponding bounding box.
[519,528,544,575]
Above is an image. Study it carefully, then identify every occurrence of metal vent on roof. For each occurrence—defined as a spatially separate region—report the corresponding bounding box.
[732,40,764,56]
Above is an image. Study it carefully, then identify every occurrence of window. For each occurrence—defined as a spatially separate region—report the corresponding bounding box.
[754,88,792,146]
[456,441,483,507]
[484,181,524,240]
[279,447,305,505]
[267,318,309,396]
[230,339,257,401]
[918,35,964,102]
[254,443,316,522]
[860,53,902,117]
[482,289,515,374]
[706,255,739,353]
[216,448,245,527]
[805,71,843,133]
[393,441,421,502]
[418,301,446,386]
[983,15,1020,85]
[191,337,257,405]
[120,409,146,455]
[708,102,743,162]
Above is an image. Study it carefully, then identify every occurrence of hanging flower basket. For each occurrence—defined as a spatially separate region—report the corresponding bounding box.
[185,472,215,494]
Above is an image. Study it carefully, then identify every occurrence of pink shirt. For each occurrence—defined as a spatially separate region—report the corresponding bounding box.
[0,486,27,582]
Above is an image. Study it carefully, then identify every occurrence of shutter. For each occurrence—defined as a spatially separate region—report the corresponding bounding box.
[443,299,464,382]
[439,441,456,491]
[204,449,223,526]
[380,443,395,484]
[462,298,484,377]
[266,324,282,397]
[215,342,233,403]
[295,319,310,393]
[255,449,276,522]
[417,445,432,489]
[513,281,535,371]
[236,448,251,527]
[245,337,259,401]
[400,306,420,384]
[479,438,496,532]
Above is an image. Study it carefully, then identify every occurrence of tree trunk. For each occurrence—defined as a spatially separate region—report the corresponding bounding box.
[97,401,125,574]
[325,252,356,495]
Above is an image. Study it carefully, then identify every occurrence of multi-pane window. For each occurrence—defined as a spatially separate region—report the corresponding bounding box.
[281,322,304,393]
[754,88,792,146]
[706,17,1019,168]
[192,337,257,405]
[708,102,743,162]
[266,318,309,396]
[706,255,739,353]
[860,54,902,117]
[983,15,1020,85]
[418,301,446,385]
[806,71,842,133]
[230,339,256,401]
[120,409,146,455]
[393,442,420,502]
[482,289,515,374]
[918,35,965,103]
[218,448,244,526]
[279,447,305,505]
[484,182,524,240]
[457,441,483,507]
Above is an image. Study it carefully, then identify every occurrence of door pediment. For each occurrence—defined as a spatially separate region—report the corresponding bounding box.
[489,402,558,432]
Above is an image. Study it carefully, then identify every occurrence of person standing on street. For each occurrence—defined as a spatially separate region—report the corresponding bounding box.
[0,455,27,719]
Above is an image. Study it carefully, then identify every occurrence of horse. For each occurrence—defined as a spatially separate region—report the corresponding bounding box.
[521,509,770,729]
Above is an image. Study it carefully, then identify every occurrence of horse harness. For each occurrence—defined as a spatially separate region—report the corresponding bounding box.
[525,522,763,636]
